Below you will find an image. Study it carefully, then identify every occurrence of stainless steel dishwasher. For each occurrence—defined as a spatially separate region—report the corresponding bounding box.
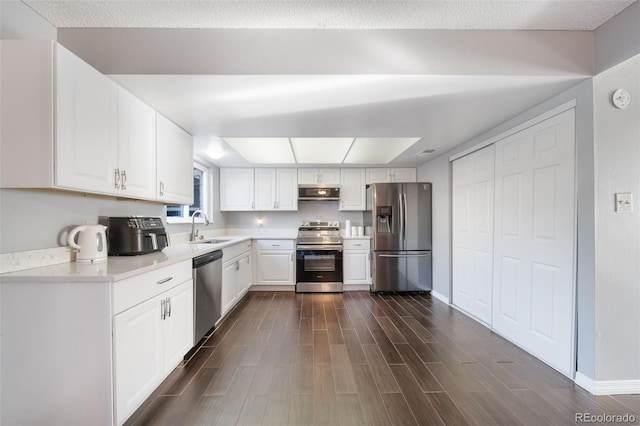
[192,250,223,346]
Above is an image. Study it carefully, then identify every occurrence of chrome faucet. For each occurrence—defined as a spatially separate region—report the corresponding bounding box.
[191,210,210,241]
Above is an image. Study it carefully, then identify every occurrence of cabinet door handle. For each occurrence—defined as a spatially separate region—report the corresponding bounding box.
[251,201,254,210]
[353,243,362,246]
[235,261,240,270]
[274,201,277,209]
[114,168,120,189]
[159,181,164,197]
[121,170,127,190]
[167,297,172,318]
[272,244,280,247]
[291,252,294,262]
[161,299,166,320]
[157,277,173,285]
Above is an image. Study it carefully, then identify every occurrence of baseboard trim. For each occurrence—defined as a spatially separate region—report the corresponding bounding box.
[344,284,370,291]
[430,290,450,304]
[575,372,640,395]
[249,285,295,292]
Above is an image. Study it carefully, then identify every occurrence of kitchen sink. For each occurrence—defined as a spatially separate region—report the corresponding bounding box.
[195,238,231,244]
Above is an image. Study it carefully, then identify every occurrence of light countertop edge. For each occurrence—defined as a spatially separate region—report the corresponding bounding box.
[0,235,262,283]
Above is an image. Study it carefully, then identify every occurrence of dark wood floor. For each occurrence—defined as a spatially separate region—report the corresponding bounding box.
[126,291,640,426]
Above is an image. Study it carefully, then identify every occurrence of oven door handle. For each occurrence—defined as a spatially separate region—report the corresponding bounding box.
[379,253,430,258]
[296,245,343,251]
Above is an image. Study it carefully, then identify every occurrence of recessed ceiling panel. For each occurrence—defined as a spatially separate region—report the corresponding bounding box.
[291,138,354,164]
[344,137,421,164]
[224,137,295,164]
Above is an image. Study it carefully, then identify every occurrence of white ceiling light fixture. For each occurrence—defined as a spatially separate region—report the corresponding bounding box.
[224,137,296,164]
[206,137,225,159]
[290,137,355,164]
[344,137,421,164]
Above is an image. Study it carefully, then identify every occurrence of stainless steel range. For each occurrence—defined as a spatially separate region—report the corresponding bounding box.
[296,220,343,293]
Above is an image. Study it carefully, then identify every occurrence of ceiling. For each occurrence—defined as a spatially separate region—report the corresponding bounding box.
[23,0,636,167]
[24,0,635,30]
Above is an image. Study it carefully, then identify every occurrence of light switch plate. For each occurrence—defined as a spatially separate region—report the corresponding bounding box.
[615,193,633,212]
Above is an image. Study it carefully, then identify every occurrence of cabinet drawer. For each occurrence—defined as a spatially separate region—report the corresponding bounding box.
[344,239,371,250]
[222,239,253,260]
[113,261,192,314]
[254,239,295,250]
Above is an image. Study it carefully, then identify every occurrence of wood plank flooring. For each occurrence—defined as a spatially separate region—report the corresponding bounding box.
[126,292,640,425]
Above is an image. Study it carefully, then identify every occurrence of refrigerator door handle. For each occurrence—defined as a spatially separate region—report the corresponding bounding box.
[398,192,404,246]
[403,192,408,245]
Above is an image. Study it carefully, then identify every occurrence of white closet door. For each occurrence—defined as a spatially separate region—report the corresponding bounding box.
[452,145,495,324]
[492,108,576,377]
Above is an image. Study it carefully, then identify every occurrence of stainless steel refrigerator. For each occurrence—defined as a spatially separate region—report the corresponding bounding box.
[365,183,432,292]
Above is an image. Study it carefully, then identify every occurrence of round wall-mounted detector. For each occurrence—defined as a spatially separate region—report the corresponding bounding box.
[612,88,631,109]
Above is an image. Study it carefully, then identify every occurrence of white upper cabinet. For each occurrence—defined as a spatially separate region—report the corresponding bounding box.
[55,44,119,194]
[298,168,340,186]
[365,168,417,184]
[254,168,277,210]
[116,87,157,200]
[1,41,190,204]
[340,168,366,211]
[224,168,297,211]
[390,168,417,182]
[275,168,298,210]
[365,168,390,185]
[220,168,255,211]
[156,114,194,205]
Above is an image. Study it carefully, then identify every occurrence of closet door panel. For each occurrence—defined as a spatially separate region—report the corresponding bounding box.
[492,109,576,377]
[451,144,495,324]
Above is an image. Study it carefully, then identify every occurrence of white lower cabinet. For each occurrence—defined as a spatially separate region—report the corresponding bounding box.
[113,294,164,425]
[221,240,253,316]
[343,239,371,286]
[0,259,194,426]
[113,261,193,425]
[254,239,295,286]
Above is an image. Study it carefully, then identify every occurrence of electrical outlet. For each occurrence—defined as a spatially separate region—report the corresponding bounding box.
[615,193,633,212]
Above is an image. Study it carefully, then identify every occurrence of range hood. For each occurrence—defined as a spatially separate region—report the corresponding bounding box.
[298,187,340,201]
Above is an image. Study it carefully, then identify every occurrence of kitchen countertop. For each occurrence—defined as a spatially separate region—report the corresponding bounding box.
[0,235,262,283]
[0,233,378,283]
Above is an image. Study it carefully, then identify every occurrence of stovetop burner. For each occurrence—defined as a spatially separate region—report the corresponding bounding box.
[297,220,342,246]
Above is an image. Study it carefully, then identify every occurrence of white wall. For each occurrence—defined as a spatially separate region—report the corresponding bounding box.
[593,55,640,382]
[0,1,56,40]
[593,0,640,74]
[0,189,165,253]
[223,201,364,232]
[416,157,450,300]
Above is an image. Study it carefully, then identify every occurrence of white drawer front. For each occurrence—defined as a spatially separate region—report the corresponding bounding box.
[222,239,253,260]
[344,239,371,250]
[113,260,192,314]
[254,239,295,250]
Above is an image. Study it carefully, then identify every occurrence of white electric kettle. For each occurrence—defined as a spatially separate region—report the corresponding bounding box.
[68,224,108,263]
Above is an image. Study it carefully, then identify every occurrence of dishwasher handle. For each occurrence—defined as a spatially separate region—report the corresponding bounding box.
[193,250,223,268]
